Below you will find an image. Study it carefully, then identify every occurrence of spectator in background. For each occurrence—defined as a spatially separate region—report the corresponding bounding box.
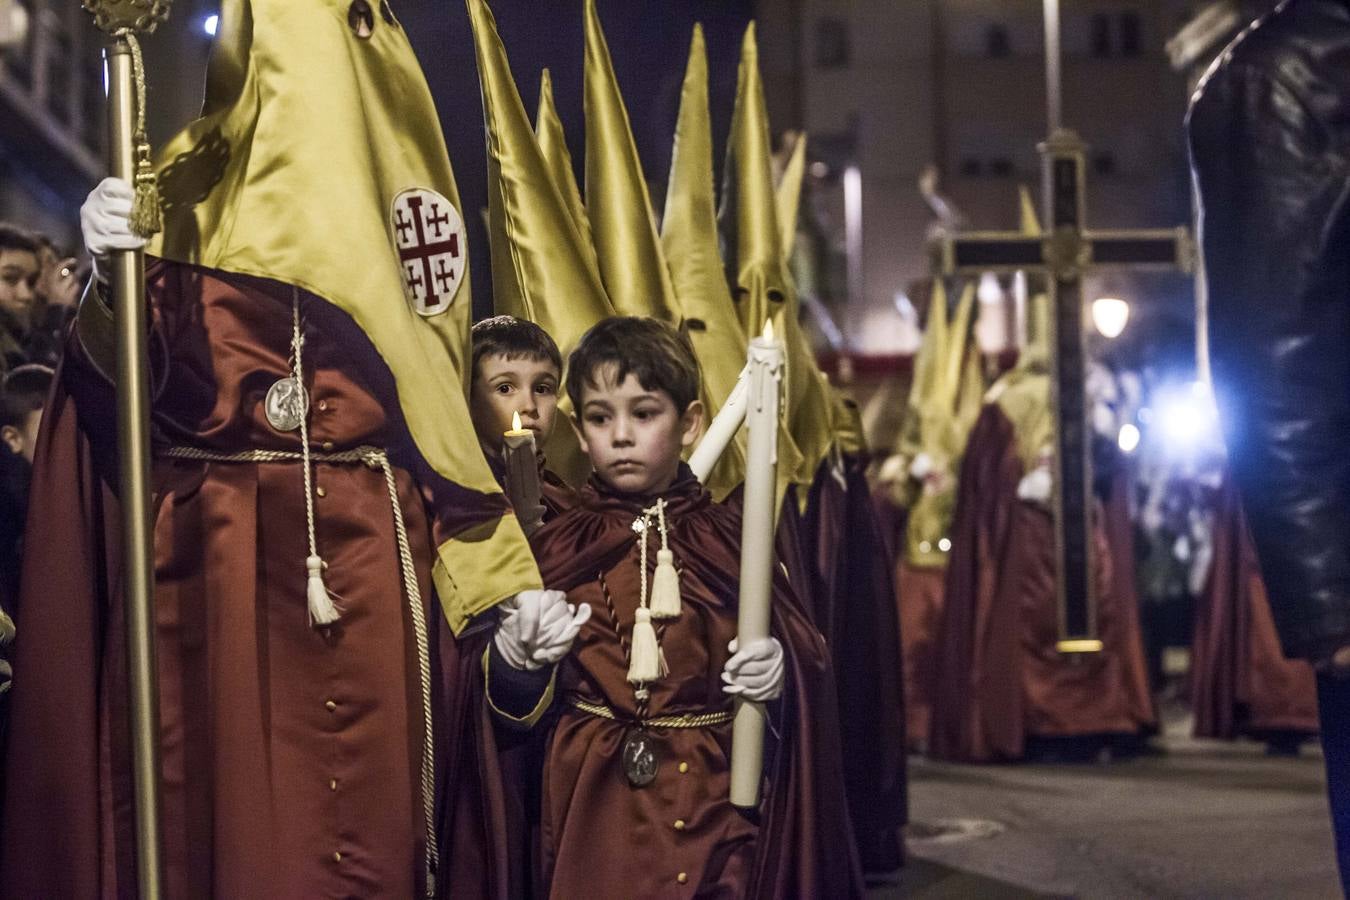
[0,363,48,813]
[28,236,81,368]
[0,226,40,372]
[0,364,52,605]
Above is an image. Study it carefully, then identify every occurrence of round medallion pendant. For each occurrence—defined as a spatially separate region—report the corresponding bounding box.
[621,730,659,788]
[264,376,309,433]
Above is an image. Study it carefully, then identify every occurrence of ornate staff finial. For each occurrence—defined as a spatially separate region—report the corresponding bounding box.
[83,0,173,237]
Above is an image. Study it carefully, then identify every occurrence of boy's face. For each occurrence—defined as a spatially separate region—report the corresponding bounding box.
[575,365,703,496]
[2,409,42,464]
[0,248,39,328]
[470,353,560,453]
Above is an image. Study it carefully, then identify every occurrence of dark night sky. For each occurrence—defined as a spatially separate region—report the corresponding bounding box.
[397,0,755,318]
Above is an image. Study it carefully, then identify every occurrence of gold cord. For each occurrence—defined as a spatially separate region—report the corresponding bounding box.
[113,29,161,236]
[566,695,734,729]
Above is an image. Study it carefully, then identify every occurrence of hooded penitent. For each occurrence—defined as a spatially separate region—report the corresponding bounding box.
[149,0,539,631]
[661,24,752,500]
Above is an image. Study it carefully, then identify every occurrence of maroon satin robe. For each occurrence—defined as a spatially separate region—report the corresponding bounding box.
[798,456,907,871]
[527,470,863,898]
[929,405,1156,762]
[0,260,510,898]
[1191,477,1319,739]
[896,560,945,752]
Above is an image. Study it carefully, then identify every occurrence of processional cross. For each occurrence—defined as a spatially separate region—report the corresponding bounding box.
[935,0,1193,652]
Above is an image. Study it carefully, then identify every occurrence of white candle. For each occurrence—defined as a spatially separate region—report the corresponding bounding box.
[502,411,545,536]
[729,320,783,809]
[688,364,750,484]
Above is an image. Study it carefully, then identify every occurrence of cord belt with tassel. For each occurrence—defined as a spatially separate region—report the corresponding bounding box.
[566,695,734,729]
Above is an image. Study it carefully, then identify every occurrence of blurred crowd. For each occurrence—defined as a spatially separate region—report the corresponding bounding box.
[0,221,76,697]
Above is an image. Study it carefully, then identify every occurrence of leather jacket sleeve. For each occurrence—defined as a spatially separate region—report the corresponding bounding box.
[1189,50,1350,662]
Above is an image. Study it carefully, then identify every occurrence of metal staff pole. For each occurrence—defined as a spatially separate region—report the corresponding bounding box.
[83,3,172,896]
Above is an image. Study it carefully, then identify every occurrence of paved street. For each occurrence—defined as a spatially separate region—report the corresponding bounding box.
[870,724,1340,898]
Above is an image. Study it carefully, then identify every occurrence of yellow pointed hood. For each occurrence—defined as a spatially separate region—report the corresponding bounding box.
[583,0,679,321]
[149,0,539,631]
[776,131,807,259]
[466,0,613,487]
[721,23,833,488]
[774,130,866,455]
[660,24,751,500]
[535,67,602,284]
[1019,183,1042,234]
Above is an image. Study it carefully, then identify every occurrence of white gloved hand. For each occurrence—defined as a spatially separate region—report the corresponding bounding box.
[494,589,591,671]
[81,177,146,282]
[1016,465,1053,505]
[908,452,934,481]
[721,637,785,703]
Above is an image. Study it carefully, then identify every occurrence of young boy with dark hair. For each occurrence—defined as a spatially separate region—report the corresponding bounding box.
[469,315,575,520]
[486,316,863,898]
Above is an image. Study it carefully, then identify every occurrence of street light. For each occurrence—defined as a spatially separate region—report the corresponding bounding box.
[1092,296,1130,338]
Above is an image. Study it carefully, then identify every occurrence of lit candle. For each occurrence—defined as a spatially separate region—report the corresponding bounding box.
[729,320,783,809]
[502,410,545,536]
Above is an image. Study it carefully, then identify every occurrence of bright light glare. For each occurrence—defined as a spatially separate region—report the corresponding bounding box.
[938,538,952,553]
[1155,381,1219,453]
[1117,423,1141,454]
[203,14,219,36]
[1092,297,1130,338]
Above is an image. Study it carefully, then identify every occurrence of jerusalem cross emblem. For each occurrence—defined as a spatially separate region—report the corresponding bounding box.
[391,188,466,317]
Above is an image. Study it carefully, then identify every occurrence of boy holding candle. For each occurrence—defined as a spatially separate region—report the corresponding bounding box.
[484,316,863,898]
[469,315,577,524]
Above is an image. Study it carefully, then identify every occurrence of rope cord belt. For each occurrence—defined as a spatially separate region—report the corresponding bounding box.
[159,441,439,895]
[567,694,735,729]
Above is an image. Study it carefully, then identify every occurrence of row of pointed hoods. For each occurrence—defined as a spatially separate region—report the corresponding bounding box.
[893,186,1049,568]
[467,0,843,501]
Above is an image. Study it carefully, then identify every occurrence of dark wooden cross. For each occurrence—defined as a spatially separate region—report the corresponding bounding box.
[936,127,1193,653]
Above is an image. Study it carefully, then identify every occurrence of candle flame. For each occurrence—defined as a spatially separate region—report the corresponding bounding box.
[761,319,775,341]
[511,410,523,431]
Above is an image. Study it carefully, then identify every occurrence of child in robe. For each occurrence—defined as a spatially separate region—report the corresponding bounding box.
[469,315,576,522]
[486,316,864,898]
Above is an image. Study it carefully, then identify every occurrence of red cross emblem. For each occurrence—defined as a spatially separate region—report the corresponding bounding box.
[391,188,466,316]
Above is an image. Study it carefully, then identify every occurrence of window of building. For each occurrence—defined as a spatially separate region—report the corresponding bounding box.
[1090,13,1113,58]
[985,24,1011,59]
[814,18,850,69]
[1093,152,1117,176]
[1119,12,1142,57]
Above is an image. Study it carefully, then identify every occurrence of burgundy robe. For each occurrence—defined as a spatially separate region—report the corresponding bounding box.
[799,456,907,871]
[0,260,510,899]
[526,469,863,898]
[896,560,945,752]
[1191,477,1319,739]
[928,405,1156,762]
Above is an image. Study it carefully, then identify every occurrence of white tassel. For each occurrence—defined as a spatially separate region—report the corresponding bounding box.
[627,608,664,684]
[306,554,341,626]
[649,549,682,619]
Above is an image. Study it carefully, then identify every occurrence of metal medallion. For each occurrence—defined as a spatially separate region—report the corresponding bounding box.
[264,376,309,433]
[621,729,659,788]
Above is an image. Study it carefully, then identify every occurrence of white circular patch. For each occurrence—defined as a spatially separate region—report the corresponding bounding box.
[391,188,466,317]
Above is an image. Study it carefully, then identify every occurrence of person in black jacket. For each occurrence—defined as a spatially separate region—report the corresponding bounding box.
[1188,0,1350,885]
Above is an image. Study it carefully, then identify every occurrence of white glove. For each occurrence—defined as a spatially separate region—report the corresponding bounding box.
[721,637,785,703]
[81,177,146,282]
[1017,465,1053,505]
[494,589,591,671]
[908,452,934,481]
